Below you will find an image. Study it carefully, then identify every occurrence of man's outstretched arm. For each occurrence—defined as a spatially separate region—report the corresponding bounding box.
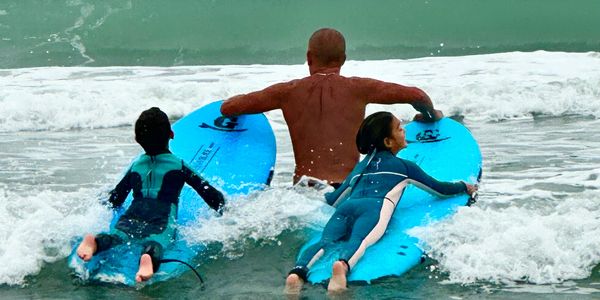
[356,78,443,122]
[221,82,291,116]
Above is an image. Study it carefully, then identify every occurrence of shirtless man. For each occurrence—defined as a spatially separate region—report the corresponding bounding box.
[221,28,442,186]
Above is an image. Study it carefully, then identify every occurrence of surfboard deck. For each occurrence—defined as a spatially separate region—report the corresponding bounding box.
[301,117,482,284]
[68,100,276,286]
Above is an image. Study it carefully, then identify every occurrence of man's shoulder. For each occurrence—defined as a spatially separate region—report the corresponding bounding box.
[345,75,386,84]
[269,76,308,85]
[261,78,302,94]
[295,74,379,86]
[278,75,388,89]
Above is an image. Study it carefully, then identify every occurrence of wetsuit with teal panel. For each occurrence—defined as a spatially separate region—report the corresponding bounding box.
[290,150,466,280]
[94,151,224,271]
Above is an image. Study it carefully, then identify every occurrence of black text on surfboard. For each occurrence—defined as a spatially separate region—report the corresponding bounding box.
[200,116,248,132]
[415,129,450,143]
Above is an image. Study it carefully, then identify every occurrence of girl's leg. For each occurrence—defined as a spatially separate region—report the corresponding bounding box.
[328,199,393,292]
[328,260,349,293]
[285,210,351,294]
[327,212,376,293]
[343,199,393,267]
[284,274,304,295]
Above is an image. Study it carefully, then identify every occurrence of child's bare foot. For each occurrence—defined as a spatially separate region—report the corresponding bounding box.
[284,274,304,295]
[327,261,348,293]
[76,234,97,261]
[135,254,154,283]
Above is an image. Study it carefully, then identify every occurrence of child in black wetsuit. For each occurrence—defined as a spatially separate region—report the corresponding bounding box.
[76,107,225,282]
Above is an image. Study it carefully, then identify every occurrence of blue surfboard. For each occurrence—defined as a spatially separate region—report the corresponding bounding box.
[300,117,482,283]
[68,100,276,285]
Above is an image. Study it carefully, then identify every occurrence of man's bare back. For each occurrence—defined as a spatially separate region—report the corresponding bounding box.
[221,28,442,185]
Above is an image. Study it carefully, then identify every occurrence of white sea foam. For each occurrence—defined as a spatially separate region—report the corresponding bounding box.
[0,188,110,285]
[1,51,599,133]
[409,190,600,285]
[181,187,332,259]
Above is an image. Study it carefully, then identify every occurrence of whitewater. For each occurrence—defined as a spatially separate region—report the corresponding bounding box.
[1,51,600,298]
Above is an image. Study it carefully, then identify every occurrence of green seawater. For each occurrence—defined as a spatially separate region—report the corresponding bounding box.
[1,0,599,68]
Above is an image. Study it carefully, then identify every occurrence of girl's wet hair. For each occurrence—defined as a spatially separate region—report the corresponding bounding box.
[355,111,394,154]
[135,107,171,155]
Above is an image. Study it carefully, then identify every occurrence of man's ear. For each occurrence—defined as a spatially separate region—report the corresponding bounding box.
[306,50,313,66]
[170,130,174,139]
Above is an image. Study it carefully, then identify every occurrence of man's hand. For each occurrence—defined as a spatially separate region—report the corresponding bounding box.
[413,109,443,122]
[464,183,478,196]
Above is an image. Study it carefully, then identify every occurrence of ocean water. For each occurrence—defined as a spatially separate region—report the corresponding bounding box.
[2,1,600,299]
[2,52,600,299]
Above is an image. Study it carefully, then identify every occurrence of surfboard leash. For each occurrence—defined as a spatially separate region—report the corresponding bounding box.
[158,259,204,283]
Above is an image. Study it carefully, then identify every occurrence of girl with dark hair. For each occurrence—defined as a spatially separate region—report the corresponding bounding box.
[285,112,477,294]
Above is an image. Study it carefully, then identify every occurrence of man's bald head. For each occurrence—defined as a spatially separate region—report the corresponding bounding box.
[307,28,346,67]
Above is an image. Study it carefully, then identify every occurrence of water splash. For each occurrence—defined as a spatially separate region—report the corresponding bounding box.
[409,190,600,285]
[181,187,331,259]
[0,188,110,285]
